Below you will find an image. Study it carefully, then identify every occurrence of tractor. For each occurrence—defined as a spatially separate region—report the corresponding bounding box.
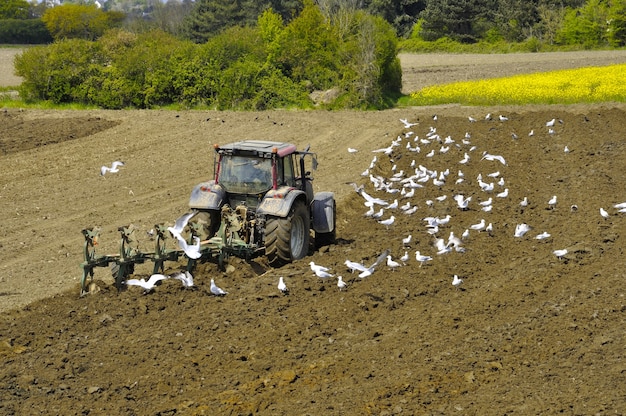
[189,140,336,266]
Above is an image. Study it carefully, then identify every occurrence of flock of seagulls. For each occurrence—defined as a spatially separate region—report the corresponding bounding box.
[336,112,625,289]
[120,111,621,298]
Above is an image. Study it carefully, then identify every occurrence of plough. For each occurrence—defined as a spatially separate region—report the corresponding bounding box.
[79,207,265,295]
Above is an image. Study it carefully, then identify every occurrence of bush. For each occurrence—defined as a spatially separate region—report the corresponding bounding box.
[0,19,52,44]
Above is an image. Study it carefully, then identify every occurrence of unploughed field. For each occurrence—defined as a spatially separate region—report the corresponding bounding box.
[1,50,626,415]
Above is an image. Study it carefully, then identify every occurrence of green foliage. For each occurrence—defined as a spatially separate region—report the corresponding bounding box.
[0,0,29,19]
[0,19,53,44]
[258,8,284,44]
[273,0,341,90]
[14,3,403,110]
[42,4,122,41]
[556,0,610,47]
[14,39,103,103]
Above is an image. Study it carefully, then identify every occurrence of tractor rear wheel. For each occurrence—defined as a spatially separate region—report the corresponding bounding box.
[265,200,309,267]
[194,210,220,240]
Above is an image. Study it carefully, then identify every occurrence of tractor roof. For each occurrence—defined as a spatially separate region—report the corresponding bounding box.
[216,140,297,157]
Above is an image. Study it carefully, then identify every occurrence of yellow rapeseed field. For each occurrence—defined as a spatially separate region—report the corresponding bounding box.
[409,64,626,105]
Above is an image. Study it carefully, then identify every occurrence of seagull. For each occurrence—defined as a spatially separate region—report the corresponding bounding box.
[499,115,508,121]
[514,223,531,238]
[378,216,395,228]
[453,194,471,210]
[347,147,358,153]
[479,197,493,206]
[415,251,433,266]
[402,234,412,245]
[356,248,390,278]
[520,197,529,207]
[548,195,557,207]
[278,277,288,294]
[553,249,568,259]
[310,261,330,274]
[386,255,401,270]
[388,199,399,209]
[171,270,194,288]
[125,273,169,292]
[210,279,228,296]
[481,152,507,165]
[100,161,125,176]
[168,211,197,240]
[400,118,417,128]
[400,251,410,263]
[176,236,202,259]
[613,202,626,209]
[546,118,556,127]
[600,208,609,219]
[535,231,551,240]
[314,268,334,278]
[497,188,509,198]
[470,219,486,231]
[459,153,470,164]
[447,232,464,252]
[468,116,476,122]
[452,274,464,288]
[485,222,493,234]
[337,276,347,291]
[564,146,570,153]
[344,259,369,274]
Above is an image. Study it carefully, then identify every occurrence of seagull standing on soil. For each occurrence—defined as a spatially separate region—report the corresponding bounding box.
[378,216,395,228]
[553,249,568,259]
[600,208,610,219]
[514,223,531,238]
[415,251,433,266]
[210,279,228,296]
[452,275,464,288]
[278,277,289,294]
[386,255,401,271]
[548,195,557,208]
[100,161,125,176]
[337,276,347,291]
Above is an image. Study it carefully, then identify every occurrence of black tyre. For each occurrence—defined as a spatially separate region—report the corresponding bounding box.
[265,200,310,267]
[194,210,220,240]
[315,198,336,248]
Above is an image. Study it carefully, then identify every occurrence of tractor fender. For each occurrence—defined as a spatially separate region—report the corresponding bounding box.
[311,192,335,233]
[257,187,307,218]
[189,181,225,210]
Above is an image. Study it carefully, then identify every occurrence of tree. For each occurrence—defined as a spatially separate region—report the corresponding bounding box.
[367,0,426,37]
[418,0,499,43]
[0,0,30,19]
[182,0,271,43]
[41,4,123,40]
[556,0,610,46]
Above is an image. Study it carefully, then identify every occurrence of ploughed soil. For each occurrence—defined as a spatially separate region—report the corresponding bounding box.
[2,51,626,415]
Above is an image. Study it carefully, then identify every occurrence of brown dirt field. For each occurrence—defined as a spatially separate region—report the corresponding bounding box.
[2,51,626,415]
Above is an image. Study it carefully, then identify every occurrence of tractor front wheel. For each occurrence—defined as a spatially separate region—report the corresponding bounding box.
[265,200,310,267]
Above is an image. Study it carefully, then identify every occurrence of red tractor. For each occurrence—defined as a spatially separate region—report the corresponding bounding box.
[189,140,336,266]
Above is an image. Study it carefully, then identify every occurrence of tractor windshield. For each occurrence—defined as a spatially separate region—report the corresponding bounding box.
[218,155,273,194]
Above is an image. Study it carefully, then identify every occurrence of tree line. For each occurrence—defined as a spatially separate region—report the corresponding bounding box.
[2,0,625,47]
[14,1,402,109]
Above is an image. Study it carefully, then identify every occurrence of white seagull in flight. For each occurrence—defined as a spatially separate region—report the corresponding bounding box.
[100,161,125,176]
